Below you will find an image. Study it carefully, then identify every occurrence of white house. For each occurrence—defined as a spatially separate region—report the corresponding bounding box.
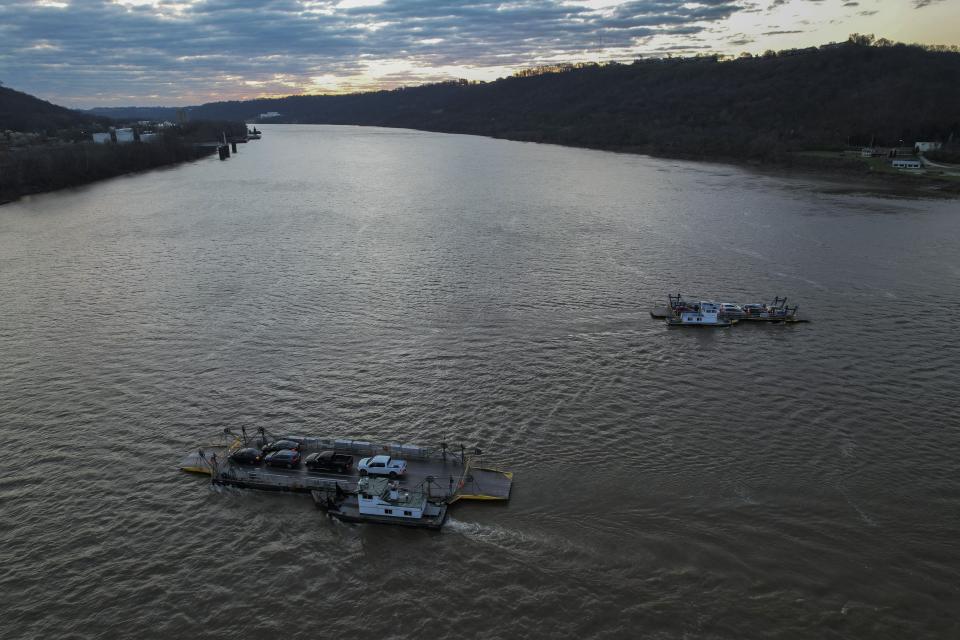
[891,158,922,170]
[139,132,158,143]
[115,128,135,143]
[92,132,111,144]
[915,141,942,153]
[259,111,281,119]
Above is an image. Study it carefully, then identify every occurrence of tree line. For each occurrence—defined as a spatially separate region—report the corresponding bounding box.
[184,38,960,163]
[0,138,214,203]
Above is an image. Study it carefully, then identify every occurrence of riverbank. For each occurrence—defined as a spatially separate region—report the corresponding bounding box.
[0,105,249,206]
[476,131,960,198]
[0,140,217,206]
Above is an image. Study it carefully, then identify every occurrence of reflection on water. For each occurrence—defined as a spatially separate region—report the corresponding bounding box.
[1,125,959,639]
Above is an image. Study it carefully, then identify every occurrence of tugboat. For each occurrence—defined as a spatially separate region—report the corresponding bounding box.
[247,126,262,140]
[665,299,735,327]
[311,476,448,530]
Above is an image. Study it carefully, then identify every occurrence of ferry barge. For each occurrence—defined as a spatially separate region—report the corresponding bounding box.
[180,429,512,530]
[651,293,808,325]
[739,296,801,322]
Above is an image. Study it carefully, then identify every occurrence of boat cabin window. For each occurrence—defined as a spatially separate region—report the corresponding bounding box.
[384,509,393,514]
[404,511,412,516]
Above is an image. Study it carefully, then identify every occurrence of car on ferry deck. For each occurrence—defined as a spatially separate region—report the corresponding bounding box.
[718,302,744,319]
[357,455,407,478]
[305,451,354,474]
[264,449,302,469]
[229,447,263,465]
[261,439,302,456]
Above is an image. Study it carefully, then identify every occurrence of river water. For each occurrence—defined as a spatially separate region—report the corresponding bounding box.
[1,125,958,639]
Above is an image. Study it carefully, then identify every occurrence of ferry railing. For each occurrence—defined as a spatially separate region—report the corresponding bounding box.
[278,435,459,463]
[213,463,359,493]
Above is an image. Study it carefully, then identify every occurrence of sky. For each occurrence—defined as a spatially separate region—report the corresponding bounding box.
[0,0,957,108]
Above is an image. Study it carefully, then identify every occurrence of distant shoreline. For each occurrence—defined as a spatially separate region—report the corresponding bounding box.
[4,124,957,205]
[468,132,960,198]
[472,131,960,199]
[320,122,960,199]
[257,120,960,198]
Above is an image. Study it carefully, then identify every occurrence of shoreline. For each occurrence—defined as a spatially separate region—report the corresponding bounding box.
[475,132,960,198]
[0,142,218,207]
[286,121,960,199]
[4,124,957,205]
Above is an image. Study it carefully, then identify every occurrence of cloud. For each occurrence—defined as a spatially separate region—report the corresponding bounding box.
[913,0,942,6]
[767,0,825,7]
[0,0,747,105]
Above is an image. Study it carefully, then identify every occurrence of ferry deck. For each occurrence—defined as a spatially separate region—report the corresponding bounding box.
[181,434,513,504]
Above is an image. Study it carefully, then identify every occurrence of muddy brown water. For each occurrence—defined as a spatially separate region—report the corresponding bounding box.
[1,125,959,639]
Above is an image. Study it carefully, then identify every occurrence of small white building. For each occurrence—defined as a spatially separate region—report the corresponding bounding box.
[259,111,281,119]
[860,147,876,157]
[139,132,158,143]
[891,158,922,170]
[115,128,135,143]
[915,141,941,153]
[92,132,111,144]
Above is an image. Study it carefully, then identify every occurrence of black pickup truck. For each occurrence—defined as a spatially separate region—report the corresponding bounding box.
[305,451,354,474]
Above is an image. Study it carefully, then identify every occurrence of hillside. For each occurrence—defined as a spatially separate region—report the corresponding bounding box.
[180,40,960,161]
[0,85,107,132]
[88,106,181,122]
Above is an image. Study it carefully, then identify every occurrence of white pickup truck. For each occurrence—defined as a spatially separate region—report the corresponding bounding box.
[357,455,407,478]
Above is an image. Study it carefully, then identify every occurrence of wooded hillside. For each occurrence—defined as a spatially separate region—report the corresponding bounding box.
[0,85,107,132]
[181,40,960,160]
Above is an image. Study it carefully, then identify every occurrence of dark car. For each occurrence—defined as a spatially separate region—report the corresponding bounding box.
[264,449,301,469]
[305,451,354,474]
[229,447,262,465]
[261,439,301,456]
